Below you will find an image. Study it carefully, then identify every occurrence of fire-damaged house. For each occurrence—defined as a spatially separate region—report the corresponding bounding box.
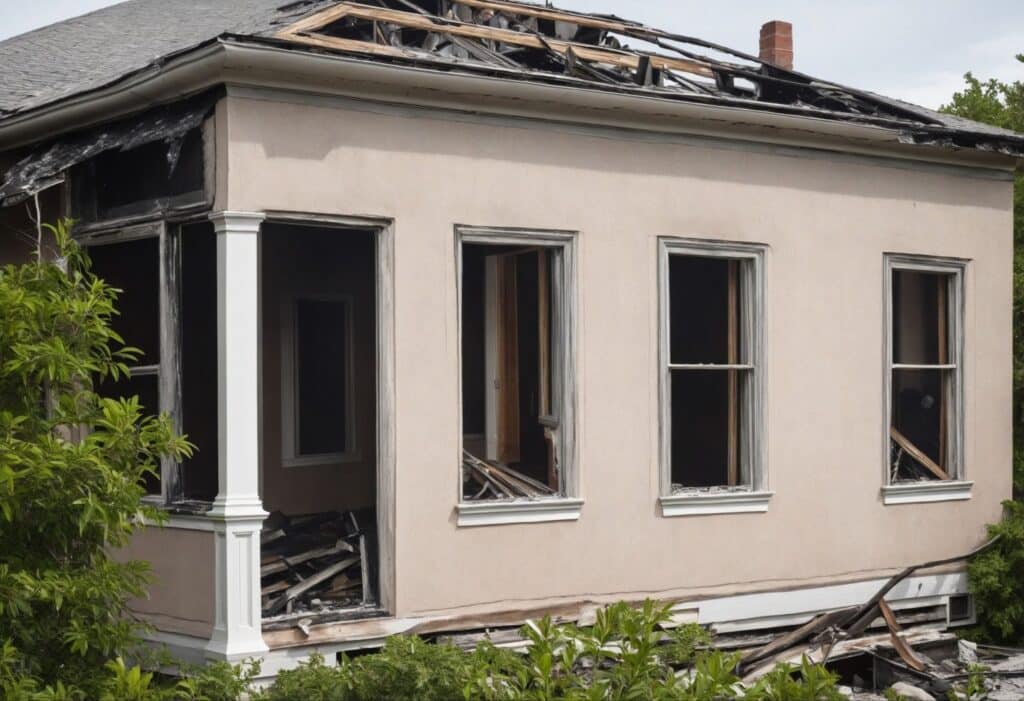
[0,0,1021,680]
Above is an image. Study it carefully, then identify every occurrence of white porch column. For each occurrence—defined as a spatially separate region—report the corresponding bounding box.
[206,211,269,661]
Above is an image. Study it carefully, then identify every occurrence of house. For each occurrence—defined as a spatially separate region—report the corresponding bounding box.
[0,0,1020,680]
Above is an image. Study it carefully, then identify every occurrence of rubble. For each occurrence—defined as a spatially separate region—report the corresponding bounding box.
[259,509,377,625]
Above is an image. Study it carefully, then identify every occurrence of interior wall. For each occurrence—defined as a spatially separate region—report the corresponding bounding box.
[224,94,1014,619]
[260,223,377,515]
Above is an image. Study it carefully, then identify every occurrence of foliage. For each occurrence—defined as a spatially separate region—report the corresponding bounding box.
[966,500,1024,644]
[942,56,1024,500]
[0,219,192,695]
[174,660,261,701]
[250,600,844,700]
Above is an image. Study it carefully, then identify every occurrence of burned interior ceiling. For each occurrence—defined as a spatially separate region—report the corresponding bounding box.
[266,0,1024,157]
[0,90,220,208]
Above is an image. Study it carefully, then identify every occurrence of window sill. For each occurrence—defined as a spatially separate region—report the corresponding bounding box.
[456,498,583,528]
[660,491,773,517]
[882,481,973,505]
[283,453,360,468]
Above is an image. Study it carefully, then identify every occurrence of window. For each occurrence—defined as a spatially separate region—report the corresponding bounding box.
[84,222,220,503]
[280,295,357,466]
[87,231,170,499]
[659,239,768,517]
[884,255,967,502]
[457,227,579,527]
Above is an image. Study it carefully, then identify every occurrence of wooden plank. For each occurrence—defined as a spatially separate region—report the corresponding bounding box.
[738,606,857,671]
[281,3,714,78]
[280,4,354,36]
[270,556,361,615]
[496,255,521,464]
[879,599,927,672]
[727,260,739,486]
[261,539,354,577]
[890,426,949,481]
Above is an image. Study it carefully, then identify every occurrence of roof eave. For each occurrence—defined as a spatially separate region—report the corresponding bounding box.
[0,37,1018,172]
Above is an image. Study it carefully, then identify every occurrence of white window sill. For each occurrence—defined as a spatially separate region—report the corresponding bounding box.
[882,481,973,505]
[660,491,773,517]
[456,498,583,528]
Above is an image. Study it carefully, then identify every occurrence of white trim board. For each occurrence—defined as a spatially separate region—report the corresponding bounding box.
[456,498,584,527]
[883,481,974,505]
[691,571,968,633]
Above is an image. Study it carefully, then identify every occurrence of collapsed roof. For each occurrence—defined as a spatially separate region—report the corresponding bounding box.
[0,0,1021,157]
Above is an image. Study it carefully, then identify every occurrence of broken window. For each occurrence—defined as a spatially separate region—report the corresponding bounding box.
[70,126,208,224]
[281,295,357,465]
[460,231,575,501]
[85,222,220,503]
[88,235,164,496]
[887,258,963,482]
[662,241,764,493]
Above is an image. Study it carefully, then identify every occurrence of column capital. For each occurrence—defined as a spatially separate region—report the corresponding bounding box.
[208,211,265,235]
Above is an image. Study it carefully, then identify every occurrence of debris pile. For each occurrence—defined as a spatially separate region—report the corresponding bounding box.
[260,510,374,620]
[463,450,557,499]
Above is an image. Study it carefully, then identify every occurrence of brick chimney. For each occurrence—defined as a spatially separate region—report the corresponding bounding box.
[759,20,793,70]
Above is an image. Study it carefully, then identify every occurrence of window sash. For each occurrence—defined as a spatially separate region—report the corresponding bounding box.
[82,223,181,502]
[659,240,765,495]
[884,255,965,484]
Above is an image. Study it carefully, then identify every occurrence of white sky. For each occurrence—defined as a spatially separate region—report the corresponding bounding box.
[1,0,1021,109]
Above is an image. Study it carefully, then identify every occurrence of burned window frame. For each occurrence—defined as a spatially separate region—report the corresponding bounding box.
[80,221,183,503]
[658,238,767,507]
[279,292,359,467]
[883,254,966,487]
[455,226,578,514]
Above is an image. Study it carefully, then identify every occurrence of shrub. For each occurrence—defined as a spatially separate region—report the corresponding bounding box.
[0,220,192,695]
[967,500,1024,644]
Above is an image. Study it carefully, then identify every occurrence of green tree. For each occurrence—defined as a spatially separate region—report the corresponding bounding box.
[0,220,192,696]
[941,56,1024,499]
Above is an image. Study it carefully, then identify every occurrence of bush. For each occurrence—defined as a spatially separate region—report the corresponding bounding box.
[0,220,192,696]
[967,500,1024,644]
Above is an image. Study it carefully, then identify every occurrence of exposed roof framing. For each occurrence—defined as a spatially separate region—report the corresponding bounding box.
[261,0,1023,155]
[0,0,1020,157]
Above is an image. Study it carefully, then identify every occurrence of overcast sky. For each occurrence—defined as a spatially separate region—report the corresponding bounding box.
[0,0,1021,109]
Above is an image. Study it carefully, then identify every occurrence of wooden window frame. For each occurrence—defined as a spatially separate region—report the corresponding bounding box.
[455,226,581,527]
[882,254,970,504]
[658,238,770,517]
[279,293,360,467]
[79,221,184,504]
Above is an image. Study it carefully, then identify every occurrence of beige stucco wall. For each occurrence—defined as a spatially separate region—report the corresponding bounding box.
[115,525,216,638]
[222,94,1014,620]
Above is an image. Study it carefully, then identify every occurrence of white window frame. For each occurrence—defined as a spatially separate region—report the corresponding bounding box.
[882,254,971,505]
[658,238,771,517]
[280,293,359,468]
[455,226,581,527]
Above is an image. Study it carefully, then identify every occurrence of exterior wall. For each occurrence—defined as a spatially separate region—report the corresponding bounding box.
[222,93,1013,620]
[114,525,216,638]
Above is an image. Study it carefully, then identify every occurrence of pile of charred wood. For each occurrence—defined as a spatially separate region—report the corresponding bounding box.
[260,510,373,618]
[463,450,557,500]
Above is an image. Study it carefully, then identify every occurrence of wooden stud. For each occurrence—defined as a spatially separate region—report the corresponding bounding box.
[277,2,714,78]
